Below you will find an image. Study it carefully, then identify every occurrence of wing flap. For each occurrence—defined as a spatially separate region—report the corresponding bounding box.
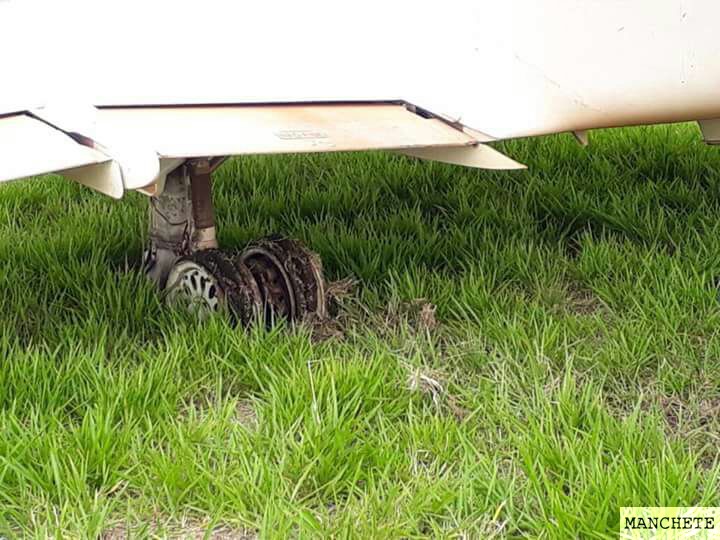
[95,104,477,158]
[3,103,523,199]
[396,144,526,170]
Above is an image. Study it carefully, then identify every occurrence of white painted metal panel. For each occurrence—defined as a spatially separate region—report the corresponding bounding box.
[95,104,476,158]
[59,161,125,199]
[29,105,161,192]
[396,145,525,171]
[0,114,110,183]
[2,103,523,195]
[2,1,719,141]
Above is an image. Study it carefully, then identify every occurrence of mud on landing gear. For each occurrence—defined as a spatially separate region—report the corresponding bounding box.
[144,158,327,326]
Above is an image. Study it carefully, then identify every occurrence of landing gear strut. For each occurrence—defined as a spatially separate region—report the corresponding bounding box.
[144,158,327,326]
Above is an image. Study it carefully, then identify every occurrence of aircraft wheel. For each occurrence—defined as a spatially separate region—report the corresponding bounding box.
[238,236,327,324]
[165,249,263,326]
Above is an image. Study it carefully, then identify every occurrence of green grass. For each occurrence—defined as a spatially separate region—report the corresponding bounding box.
[1,123,720,538]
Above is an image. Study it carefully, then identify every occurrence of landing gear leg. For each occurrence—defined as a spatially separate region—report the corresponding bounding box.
[144,164,192,289]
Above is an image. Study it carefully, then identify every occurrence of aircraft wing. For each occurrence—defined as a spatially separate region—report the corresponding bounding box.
[0,103,524,198]
[0,113,112,185]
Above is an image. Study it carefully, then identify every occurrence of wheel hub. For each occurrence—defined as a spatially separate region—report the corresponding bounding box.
[165,259,223,316]
[239,236,326,324]
[164,238,327,327]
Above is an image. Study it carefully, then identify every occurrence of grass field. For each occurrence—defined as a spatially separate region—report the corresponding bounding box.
[1,124,720,538]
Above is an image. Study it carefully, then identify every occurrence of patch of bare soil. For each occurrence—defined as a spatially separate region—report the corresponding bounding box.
[604,382,720,469]
[102,519,256,540]
[234,399,259,429]
[662,394,720,468]
[658,395,720,433]
[563,283,605,316]
[179,393,258,430]
[307,278,357,341]
[309,275,441,342]
[405,364,470,421]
